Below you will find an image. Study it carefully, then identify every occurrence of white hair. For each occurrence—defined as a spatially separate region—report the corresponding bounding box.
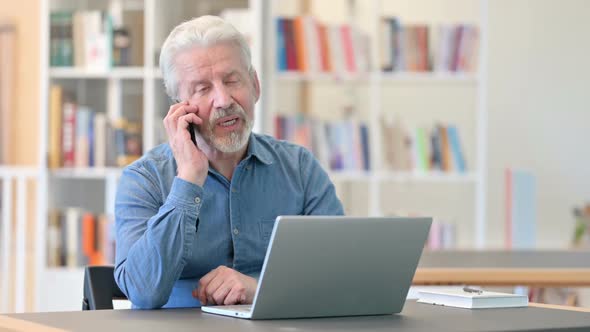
[159,15,253,101]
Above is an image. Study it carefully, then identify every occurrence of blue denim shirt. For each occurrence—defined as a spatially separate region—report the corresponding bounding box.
[114,133,344,309]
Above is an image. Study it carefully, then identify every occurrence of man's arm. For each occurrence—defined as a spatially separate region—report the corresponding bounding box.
[300,149,345,215]
[114,166,203,309]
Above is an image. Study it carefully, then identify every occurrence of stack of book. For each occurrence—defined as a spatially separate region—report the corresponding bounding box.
[379,17,479,73]
[275,16,371,75]
[48,84,142,169]
[274,114,370,172]
[426,219,456,250]
[50,9,143,68]
[47,209,115,268]
[381,117,467,173]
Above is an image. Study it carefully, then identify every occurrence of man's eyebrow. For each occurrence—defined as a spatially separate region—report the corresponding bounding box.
[223,70,241,79]
[191,79,210,86]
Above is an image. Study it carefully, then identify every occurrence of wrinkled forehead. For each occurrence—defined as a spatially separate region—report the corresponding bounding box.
[174,42,249,76]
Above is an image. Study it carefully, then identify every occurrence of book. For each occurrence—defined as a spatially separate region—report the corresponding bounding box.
[379,19,479,73]
[418,288,528,309]
[47,209,115,267]
[62,101,77,167]
[274,114,370,172]
[48,85,63,168]
[447,125,466,173]
[0,23,15,164]
[47,210,63,267]
[505,169,536,249]
[122,10,144,66]
[276,18,287,71]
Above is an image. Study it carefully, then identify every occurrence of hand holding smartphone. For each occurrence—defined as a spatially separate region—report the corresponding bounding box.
[174,98,198,147]
[164,100,208,186]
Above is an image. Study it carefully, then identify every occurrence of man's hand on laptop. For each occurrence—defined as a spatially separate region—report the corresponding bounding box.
[193,266,257,305]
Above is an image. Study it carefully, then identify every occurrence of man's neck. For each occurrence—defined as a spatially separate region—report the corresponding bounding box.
[206,143,249,181]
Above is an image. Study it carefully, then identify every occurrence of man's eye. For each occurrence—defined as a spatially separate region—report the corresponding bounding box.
[197,87,209,93]
[226,80,238,85]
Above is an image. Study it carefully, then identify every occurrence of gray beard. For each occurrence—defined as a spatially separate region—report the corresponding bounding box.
[203,105,253,153]
[210,121,252,153]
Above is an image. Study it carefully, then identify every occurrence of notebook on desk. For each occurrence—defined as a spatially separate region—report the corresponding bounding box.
[201,216,432,319]
[417,288,529,309]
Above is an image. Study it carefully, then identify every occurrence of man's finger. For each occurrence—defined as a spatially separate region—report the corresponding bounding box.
[164,106,186,134]
[176,114,192,132]
[167,104,198,133]
[198,268,221,304]
[164,102,187,131]
[223,286,246,305]
[187,113,203,125]
[224,284,246,305]
[166,100,188,117]
[204,274,227,304]
[212,284,233,305]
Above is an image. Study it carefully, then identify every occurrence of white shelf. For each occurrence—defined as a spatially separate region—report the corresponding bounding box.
[50,167,123,179]
[276,71,370,82]
[0,166,39,178]
[275,71,477,83]
[375,171,478,183]
[49,67,146,79]
[328,170,478,183]
[328,170,372,182]
[379,71,478,83]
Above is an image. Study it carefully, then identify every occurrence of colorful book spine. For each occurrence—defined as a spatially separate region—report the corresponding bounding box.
[274,114,370,172]
[47,209,115,267]
[276,18,287,71]
[62,102,76,167]
[505,169,536,249]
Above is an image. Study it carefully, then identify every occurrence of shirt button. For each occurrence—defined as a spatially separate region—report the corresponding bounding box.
[233,228,239,235]
[231,188,238,193]
[246,165,251,170]
[194,197,201,204]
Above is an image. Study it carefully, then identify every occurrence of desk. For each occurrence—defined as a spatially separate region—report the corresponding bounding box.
[414,250,590,286]
[2,301,590,332]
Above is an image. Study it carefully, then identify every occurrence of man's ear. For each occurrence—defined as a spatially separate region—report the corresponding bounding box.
[251,69,261,102]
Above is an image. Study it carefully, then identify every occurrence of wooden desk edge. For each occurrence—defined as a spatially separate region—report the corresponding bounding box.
[529,302,590,313]
[0,314,66,332]
[413,268,590,287]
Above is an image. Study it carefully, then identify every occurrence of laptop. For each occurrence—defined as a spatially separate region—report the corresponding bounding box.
[201,216,432,319]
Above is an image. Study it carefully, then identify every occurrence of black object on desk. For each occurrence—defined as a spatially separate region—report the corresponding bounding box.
[82,266,127,310]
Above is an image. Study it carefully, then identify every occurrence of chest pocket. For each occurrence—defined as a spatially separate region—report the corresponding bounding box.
[259,218,277,249]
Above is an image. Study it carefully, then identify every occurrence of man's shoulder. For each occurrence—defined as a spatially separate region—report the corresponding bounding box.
[253,133,311,159]
[125,143,175,173]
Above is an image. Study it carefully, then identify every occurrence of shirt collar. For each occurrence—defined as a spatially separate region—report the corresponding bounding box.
[246,133,274,165]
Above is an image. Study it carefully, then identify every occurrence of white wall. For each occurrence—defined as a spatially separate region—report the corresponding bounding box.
[486,0,590,248]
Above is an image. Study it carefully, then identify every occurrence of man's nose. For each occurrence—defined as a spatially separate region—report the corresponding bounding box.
[212,85,233,110]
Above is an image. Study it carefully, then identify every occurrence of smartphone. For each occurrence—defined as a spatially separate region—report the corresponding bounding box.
[188,123,197,146]
[175,99,198,147]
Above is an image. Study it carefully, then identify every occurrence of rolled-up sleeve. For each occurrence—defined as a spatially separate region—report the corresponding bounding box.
[114,165,203,309]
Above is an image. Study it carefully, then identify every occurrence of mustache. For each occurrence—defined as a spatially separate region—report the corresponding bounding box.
[209,105,246,125]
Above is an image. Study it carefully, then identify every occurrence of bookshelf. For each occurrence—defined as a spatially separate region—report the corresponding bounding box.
[49,67,148,79]
[27,0,488,312]
[266,0,488,246]
[34,0,257,312]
